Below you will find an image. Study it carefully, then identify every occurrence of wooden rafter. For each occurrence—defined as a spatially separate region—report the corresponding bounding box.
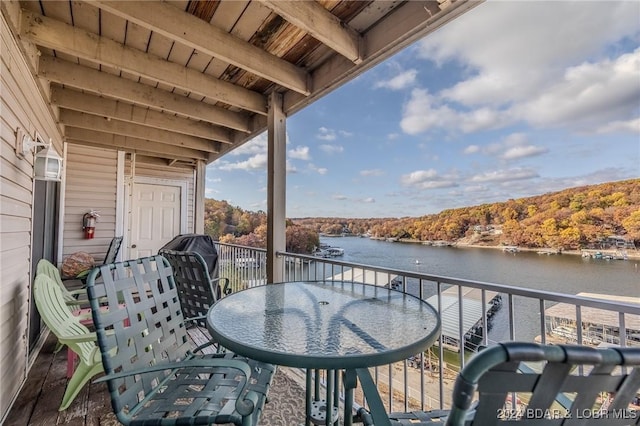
[39,56,253,132]
[50,87,235,144]
[91,0,311,95]
[259,0,362,64]
[59,109,219,153]
[21,9,268,115]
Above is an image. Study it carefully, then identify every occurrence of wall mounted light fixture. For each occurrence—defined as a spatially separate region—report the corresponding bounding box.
[15,127,63,181]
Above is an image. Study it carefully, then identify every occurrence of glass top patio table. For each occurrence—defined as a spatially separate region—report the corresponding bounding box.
[206,280,441,370]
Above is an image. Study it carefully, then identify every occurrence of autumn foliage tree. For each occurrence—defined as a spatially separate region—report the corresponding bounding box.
[207,179,639,252]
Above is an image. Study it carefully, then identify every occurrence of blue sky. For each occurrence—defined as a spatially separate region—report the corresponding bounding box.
[206,1,640,218]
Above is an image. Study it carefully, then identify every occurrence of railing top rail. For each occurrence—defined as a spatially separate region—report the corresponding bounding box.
[213,242,639,316]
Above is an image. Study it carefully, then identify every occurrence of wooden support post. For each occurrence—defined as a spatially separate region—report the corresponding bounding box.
[267,92,286,283]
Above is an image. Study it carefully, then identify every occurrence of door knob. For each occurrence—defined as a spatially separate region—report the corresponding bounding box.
[131,244,137,248]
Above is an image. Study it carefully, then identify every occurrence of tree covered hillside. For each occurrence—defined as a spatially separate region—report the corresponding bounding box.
[205,179,640,251]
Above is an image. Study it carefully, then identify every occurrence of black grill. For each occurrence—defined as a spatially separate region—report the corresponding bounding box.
[159,234,219,278]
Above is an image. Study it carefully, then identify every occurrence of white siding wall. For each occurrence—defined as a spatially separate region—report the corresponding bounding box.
[62,145,118,263]
[0,10,63,421]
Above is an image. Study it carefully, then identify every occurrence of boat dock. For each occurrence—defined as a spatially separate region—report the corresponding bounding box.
[426,287,502,352]
[544,293,640,346]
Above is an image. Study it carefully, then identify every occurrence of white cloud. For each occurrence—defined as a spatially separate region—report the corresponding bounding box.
[400,169,458,190]
[596,117,640,134]
[401,169,438,185]
[319,144,344,154]
[218,153,267,171]
[404,1,640,135]
[400,89,457,134]
[288,146,310,160]
[228,133,267,156]
[333,194,348,200]
[317,127,337,141]
[469,168,539,183]
[518,48,640,131]
[480,133,549,161]
[339,130,354,137]
[375,69,418,90]
[308,164,328,175]
[501,145,549,160]
[361,197,376,203]
[464,145,480,154]
[360,169,385,177]
[400,89,509,134]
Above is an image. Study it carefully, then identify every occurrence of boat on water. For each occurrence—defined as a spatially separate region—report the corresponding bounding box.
[313,244,345,258]
[325,247,344,256]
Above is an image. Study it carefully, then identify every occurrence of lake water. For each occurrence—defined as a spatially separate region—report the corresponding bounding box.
[319,236,639,343]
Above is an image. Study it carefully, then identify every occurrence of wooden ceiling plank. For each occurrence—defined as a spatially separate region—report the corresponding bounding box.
[40,1,72,24]
[51,86,235,143]
[59,109,219,153]
[39,56,253,133]
[146,26,177,62]
[98,1,128,43]
[21,9,268,114]
[65,128,207,161]
[204,1,250,78]
[92,0,311,95]
[259,0,362,64]
[120,19,152,53]
[68,1,100,34]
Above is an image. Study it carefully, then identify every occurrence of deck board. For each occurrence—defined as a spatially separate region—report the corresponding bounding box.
[6,331,306,425]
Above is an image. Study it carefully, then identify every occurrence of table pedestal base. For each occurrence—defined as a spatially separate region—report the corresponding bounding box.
[310,400,339,425]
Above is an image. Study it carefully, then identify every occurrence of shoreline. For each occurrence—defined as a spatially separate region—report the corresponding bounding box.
[338,235,640,260]
[455,243,640,260]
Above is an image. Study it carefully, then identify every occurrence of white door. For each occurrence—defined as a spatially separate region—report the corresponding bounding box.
[130,183,183,259]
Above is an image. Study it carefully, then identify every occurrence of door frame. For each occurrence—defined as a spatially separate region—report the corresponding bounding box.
[125,177,188,260]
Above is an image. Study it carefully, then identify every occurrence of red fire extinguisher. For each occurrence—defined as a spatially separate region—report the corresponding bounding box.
[83,210,100,239]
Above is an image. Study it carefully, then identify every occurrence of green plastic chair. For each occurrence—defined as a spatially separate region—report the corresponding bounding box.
[33,274,104,411]
[36,259,90,309]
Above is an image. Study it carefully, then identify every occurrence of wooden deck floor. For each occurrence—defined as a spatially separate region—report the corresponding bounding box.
[5,332,306,425]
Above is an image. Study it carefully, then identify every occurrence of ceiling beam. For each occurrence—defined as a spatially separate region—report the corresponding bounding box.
[20,9,267,115]
[59,109,219,153]
[68,138,195,164]
[259,0,362,64]
[39,56,253,133]
[65,127,207,161]
[51,87,235,144]
[92,0,311,95]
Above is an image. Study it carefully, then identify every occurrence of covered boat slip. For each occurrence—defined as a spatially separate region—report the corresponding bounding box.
[544,293,640,347]
[426,287,501,352]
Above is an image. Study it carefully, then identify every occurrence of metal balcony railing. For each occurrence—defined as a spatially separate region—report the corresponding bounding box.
[214,241,640,414]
